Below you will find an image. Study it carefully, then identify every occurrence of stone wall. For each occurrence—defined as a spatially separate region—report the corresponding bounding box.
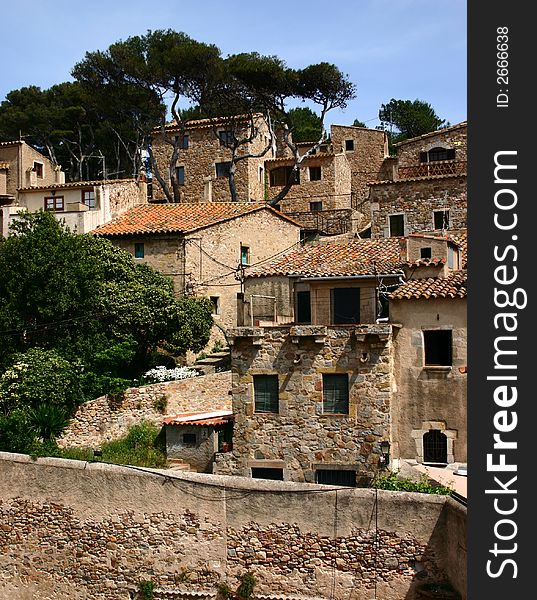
[58,372,232,449]
[395,124,467,170]
[217,326,394,484]
[369,175,467,238]
[0,453,466,600]
[151,117,272,203]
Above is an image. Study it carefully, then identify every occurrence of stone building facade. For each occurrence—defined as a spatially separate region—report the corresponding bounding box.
[390,268,467,465]
[151,114,276,203]
[215,324,394,486]
[369,122,467,238]
[92,203,302,332]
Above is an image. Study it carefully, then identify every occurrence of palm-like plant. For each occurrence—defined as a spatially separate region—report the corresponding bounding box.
[27,404,70,440]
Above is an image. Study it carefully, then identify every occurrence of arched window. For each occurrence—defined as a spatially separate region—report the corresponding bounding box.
[423,430,448,464]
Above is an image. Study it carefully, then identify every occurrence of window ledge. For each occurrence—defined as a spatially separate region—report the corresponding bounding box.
[423,365,452,372]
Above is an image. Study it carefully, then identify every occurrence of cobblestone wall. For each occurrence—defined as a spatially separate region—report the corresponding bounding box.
[0,454,466,600]
[58,372,232,449]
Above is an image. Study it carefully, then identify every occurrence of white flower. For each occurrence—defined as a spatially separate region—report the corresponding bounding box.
[143,365,199,383]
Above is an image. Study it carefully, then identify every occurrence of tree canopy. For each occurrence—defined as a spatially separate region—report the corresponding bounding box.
[378,98,447,145]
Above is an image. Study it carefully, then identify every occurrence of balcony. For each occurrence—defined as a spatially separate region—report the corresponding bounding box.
[397,161,466,180]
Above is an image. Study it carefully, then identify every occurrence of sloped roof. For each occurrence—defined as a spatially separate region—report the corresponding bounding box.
[393,121,467,147]
[91,202,300,236]
[17,179,136,192]
[247,238,405,278]
[163,410,233,427]
[390,270,467,300]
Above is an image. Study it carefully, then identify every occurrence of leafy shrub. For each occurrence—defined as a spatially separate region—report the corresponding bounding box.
[139,579,155,600]
[372,471,453,496]
[99,421,167,468]
[237,572,256,600]
[152,394,168,413]
[27,404,70,440]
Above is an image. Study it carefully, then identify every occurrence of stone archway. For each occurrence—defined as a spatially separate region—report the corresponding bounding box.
[411,421,457,464]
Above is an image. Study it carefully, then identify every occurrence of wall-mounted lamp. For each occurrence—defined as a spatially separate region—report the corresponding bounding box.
[379,440,390,468]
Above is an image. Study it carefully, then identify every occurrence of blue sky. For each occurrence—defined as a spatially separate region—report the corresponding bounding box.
[3,0,466,129]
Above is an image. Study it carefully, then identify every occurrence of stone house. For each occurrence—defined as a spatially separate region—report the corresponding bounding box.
[151,114,278,204]
[214,233,467,484]
[163,410,233,473]
[2,178,148,235]
[369,122,467,238]
[92,202,302,332]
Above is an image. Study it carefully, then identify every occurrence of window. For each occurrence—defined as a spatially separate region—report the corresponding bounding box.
[269,166,298,187]
[174,134,189,149]
[316,469,356,487]
[309,166,322,181]
[81,189,95,208]
[210,296,220,315]
[182,433,197,447]
[44,196,64,211]
[420,147,456,163]
[433,209,449,230]
[251,468,284,480]
[296,291,311,324]
[420,247,432,259]
[215,161,231,178]
[448,245,456,269]
[134,243,145,259]
[345,139,354,152]
[423,330,452,366]
[253,375,279,413]
[33,162,43,178]
[259,166,264,182]
[310,201,323,212]
[332,287,360,324]
[423,430,448,464]
[176,166,185,185]
[389,214,405,237]
[322,374,349,414]
[218,130,234,146]
[240,244,250,266]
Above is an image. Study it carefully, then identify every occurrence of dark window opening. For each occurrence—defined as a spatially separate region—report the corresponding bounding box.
[309,166,322,181]
[33,162,43,178]
[176,166,185,185]
[175,135,189,149]
[210,296,220,315]
[296,291,311,324]
[428,147,455,162]
[389,214,405,237]
[423,430,448,464]
[240,245,250,265]
[310,201,323,212]
[218,130,234,146]
[316,469,356,487]
[251,467,284,480]
[269,166,299,187]
[254,374,279,413]
[322,374,349,414]
[215,162,231,178]
[423,330,452,366]
[134,243,145,258]
[420,247,432,259]
[345,139,354,152]
[332,287,360,324]
[434,210,449,230]
[182,433,197,447]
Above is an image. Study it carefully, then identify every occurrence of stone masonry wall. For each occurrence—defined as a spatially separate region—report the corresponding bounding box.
[395,124,467,170]
[216,326,393,484]
[369,175,467,238]
[58,372,232,449]
[0,453,466,600]
[151,118,271,203]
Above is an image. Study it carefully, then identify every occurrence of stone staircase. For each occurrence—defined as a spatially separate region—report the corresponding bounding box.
[194,347,231,375]
[167,458,196,472]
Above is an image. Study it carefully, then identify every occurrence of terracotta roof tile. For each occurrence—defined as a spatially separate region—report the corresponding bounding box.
[368,172,466,186]
[413,229,467,268]
[393,121,467,146]
[390,270,467,300]
[17,178,136,192]
[92,202,300,236]
[163,410,233,427]
[247,238,405,278]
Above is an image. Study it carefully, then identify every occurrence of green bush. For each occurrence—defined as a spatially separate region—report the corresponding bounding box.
[139,579,155,600]
[99,422,167,468]
[372,471,453,496]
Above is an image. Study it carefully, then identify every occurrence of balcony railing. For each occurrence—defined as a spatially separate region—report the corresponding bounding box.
[397,161,466,179]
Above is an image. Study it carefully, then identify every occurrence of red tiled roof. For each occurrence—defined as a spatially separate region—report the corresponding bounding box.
[247,238,405,278]
[17,179,136,192]
[393,121,467,146]
[368,173,466,186]
[390,270,467,300]
[404,257,447,268]
[91,203,300,236]
[163,410,233,427]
